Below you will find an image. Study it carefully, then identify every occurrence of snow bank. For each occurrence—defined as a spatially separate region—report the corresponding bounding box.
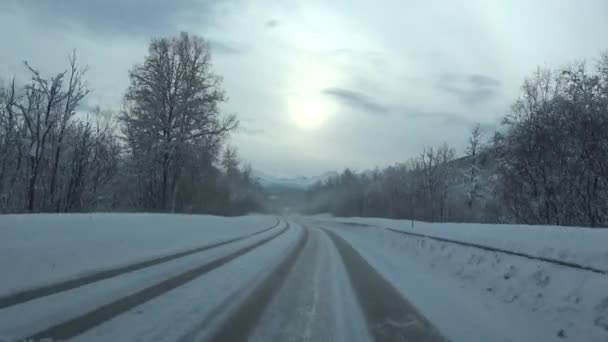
[321,220,608,342]
[0,213,275,295]
[325,217,608,272]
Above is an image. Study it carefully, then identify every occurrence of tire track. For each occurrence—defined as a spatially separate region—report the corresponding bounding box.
[201,225,309,342]
[323,228,446,342]
[0,219,281,309]
[24,222,289,341]
[244,227,370,342]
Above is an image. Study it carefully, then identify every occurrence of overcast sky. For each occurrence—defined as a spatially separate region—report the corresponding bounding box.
[1,0,606,176]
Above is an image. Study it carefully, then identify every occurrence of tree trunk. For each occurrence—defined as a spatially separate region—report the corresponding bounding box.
[161,152,169,211]
[27,160,37,212]
[49,141,63,211]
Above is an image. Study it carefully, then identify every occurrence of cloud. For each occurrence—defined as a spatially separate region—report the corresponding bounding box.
[435,73,501,106]
[321,87,388,115]
[9,0,240,36]
[265,19,280,28]
[208,40,249,55]
[468,74,501,88]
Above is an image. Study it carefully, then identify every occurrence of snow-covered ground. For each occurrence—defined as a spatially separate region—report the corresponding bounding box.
[76,228,299,342]
[325,217,608,272]
[0,213,275,296]
[0,224,290,340]
[315,217,608,342]
[3,213,607,341]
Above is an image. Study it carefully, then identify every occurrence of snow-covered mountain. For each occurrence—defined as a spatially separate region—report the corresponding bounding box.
[252,170,338,189]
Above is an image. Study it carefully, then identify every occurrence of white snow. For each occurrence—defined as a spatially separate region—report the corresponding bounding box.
[0,225,285,340]
[73,223,303,342]
[3,213,607,341]
[324,217,608,272]
[315,217,608,342]
[0,213,276,296]
[248,228,371,342]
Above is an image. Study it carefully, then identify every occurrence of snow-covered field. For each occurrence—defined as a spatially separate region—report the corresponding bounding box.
[315,216,608,342]
[0,213,275,295]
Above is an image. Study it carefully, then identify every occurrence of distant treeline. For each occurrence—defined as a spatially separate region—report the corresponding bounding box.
[0,32,264,215]
[307,51,608,228]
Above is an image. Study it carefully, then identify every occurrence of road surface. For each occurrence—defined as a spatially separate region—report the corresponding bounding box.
[0,219,445,342]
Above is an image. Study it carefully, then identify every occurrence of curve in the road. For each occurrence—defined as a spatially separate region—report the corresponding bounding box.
[0,218,281,309]
[323,228,446,342]
[25,222,290,341]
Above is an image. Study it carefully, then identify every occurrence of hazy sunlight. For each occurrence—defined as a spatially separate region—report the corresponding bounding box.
[289,94,329,128]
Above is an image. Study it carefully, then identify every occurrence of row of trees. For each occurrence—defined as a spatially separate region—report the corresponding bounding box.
[0,53,120,212]
[0,32,263,215]
[307,52,608,227]
[305,141,493,223]
[497,54,608,227]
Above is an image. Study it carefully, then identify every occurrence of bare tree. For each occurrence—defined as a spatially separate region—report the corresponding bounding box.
[436,143,456,221]
[466,123,482,157]
[121,32,238,211]
[1,42,256,214]
[48,51,89,211]
[0,79,19,208]
[221,145,240,179]
[19,65,65,211]
[497,56,608,227]
[465,123,483,215]
[12,54,90,212]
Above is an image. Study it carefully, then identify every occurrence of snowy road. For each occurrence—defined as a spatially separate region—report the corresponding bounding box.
[3,214,606,341]
[0,217,445,341]
[235,226,443,342]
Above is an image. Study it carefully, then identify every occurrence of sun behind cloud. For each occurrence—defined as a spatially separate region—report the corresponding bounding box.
[288,94,329,129]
